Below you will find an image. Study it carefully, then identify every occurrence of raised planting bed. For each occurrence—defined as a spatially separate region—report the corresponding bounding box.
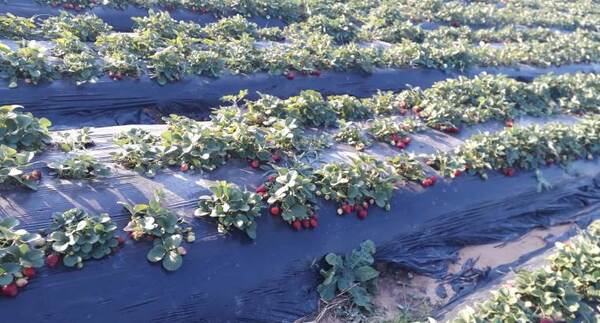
[443,220,600,322]
[1,0,599,33]
[1,106,599,321]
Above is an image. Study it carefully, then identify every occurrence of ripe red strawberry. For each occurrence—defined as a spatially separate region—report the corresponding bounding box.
[2,284,17,297]
[310,70,321,77]
[31,170,42,180]
[285,71,296,80]
[256,184,267,193]
[401,137,411,144]
[116,236,125,246]
[453,170,462,177]
[342,204,352,214]
[505,119,514,128]
[309,217,318,228]
[267,175,276,182]
[270,206,281,216]
[22,267,36,278]
[395,141,406,149]
[444,127,460,134]
[180,163,189,172]
[250,160,260,169]
[362,201,369,209]
[357,209,368,220]
[46,254,60,268]
[271,152,281,162]
[302,219,311,229]
[429,176,437,185]
[421,178,432,187]
[292,220,302,230]
[503,167,516,177]
[540,318,555,323]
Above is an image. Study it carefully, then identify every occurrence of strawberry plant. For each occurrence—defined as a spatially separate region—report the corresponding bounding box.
[111,128,165,177]
[315,155,398,218]
[0,146,38,190]
[48,153,110,179]
[0,14,37,40]
[261,165,318,230]
[161,115,229,171]
[0,105,52,152]
[195,181,262,239]
[0,217,44,297]
[121,191,193,272]
[0,42,58,88]
[47,208,120,269]
[188,50,223,77]
[362,91,403,116]
[317,240,379,313]
[327,95,373,121]
[147,46,187,85]
[41,12,112,42]
[388,154,427,184]
[284,90,337,127]
[285,14,359,44]
[201,15,258,40]
[60,50,102,85]
[334,121,372,151]
[55,127,94,152]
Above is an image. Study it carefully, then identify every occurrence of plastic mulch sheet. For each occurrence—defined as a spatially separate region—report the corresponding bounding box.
[1,117,599,322]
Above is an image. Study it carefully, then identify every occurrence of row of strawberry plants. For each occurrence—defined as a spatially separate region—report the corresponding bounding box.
[399,72,600,131]
[3,11,591,47]
[26,0,600,33]
[2,11,600,87]
[429,116,600,180]
[451,220,600,323]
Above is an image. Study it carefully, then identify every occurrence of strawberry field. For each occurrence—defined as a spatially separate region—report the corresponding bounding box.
[0,1,600,322]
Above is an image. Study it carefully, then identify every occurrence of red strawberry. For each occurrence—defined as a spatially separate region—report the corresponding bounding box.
[398,101,408,110]
[429,176,437,185]
[270,206,281,216]
[180,163,189,172]
[362,201,369,209]
[421,178,432,187]
[2,284,17,297]
[292,220,302,230]
[310,70,321,77]
[546,159,554,165]
[256,184,267,193]
[271,152,281,162]
[357,209,368,220]
[46,254,60,268]
[453,170,462,177]
[267,175,276,182]
[540,318,555,323]
[22,267,36,279]
[503,168,516,177]
[302,219,311,229]
[395,141,406,149]
[116,236,125,246]
[401,137,411,144]
[285,71,296,80]
[309,217,318,228]
[342,204,352,214]
[31,170,42,180]
[250,160,260,169]
[444,127,460,134]
[505,119,514,128]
